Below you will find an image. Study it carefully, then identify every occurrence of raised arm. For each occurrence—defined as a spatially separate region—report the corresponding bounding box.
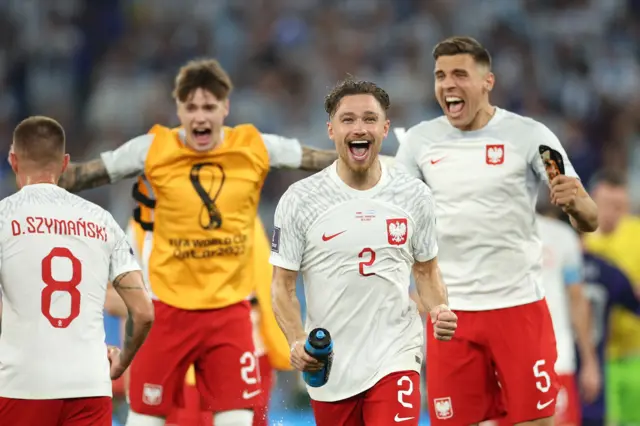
[58,134,153,193]
[532,124,598,232]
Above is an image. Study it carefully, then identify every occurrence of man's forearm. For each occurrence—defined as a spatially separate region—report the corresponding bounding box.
[571,289,598,363]
[300,146,339,171]
[119,311,152,369]
[567,194,598,232]
[57,159,112,193]
[272,278,306,345]
[414,261,448,312]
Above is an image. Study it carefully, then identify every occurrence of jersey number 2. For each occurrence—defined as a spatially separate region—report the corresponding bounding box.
[358,248,376,276]
[41,247,82,328]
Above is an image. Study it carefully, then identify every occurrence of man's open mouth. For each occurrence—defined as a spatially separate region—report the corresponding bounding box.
[348,140,372,160]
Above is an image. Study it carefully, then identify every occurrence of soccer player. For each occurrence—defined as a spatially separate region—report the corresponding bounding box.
[123,213,289,426]
[395,37,598,425]
[583,171,640,426]
[527,211,600,426]
[55,59,338,426]
[0,116,154,426]
[270,78,457,426]
[580,245,640,426]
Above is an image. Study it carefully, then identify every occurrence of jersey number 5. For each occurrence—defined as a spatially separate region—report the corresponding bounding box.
[358,248,376,277]
[41,247,82,328]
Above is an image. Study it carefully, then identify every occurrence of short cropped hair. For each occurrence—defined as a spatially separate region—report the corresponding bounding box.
[432,36,492,68]
[324,77,390,117]
[173,58,233,102]
[13,116,65,165]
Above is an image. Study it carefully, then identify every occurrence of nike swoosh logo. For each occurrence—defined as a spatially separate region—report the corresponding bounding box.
[537,399,554,410]
[430,158,445,165]
[242,389,262,399]
[394,414,415,422]
[322,231,346,241]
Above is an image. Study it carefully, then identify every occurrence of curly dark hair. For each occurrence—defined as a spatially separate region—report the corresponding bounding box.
[324,77,390,117]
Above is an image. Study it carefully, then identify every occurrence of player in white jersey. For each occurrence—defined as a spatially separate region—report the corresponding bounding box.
[0,116,154,426]
[531,212,600,426]
[394,37,599,426]
[270,79,457,426]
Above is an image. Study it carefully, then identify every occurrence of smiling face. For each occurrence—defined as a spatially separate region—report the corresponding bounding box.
[327,93,389,174]
[434,53,494,130]
[176,88,229,151]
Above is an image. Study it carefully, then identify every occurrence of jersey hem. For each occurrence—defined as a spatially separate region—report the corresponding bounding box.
[448,294,544,311]
[0,388,112,399]
[308,362,420,402]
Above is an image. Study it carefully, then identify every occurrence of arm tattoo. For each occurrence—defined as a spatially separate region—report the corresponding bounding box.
[57,159,112,193]
[300,146,339,171]
[123,313,133,350]
[112,271,144,290]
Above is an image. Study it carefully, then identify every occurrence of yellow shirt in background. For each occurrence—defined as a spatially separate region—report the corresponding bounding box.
[584,216,640,359]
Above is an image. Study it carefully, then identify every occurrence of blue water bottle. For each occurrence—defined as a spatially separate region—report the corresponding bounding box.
[302,328,334,388]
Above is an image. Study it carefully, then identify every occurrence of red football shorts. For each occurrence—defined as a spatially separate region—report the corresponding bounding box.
[492,374,580,426]
[426,299,559,425]
[0,396,111,426]
[128,300,261,417]
[166,354,274,426]
[311,371,421,426]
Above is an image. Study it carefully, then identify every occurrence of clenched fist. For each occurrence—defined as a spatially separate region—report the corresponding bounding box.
[429,305,457,341]
[550,175,584,212]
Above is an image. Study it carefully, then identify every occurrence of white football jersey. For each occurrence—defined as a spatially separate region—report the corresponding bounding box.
[270,162,437,402]
[396,107,580,310]
[537,215,583,374]
[0,184,140,399]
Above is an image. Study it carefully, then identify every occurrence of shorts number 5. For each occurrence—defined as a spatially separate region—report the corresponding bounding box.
[533,359,551,393]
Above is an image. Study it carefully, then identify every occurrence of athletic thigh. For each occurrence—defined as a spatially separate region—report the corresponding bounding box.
[311,395,364,426]
[196,301,261,413]
[0,397,61,426]
[128,300,200,417]
[427,312,504,425]
[362,371,421,426]
[61,397,112,426]
[488,299,559,424]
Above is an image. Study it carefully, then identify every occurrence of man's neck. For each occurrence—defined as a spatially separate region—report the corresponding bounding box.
[466,103,496,131]
[18,174,57,189]
[336,159,382,191]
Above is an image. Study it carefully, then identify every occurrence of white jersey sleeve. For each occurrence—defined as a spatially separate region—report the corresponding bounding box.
[269,188,305,271]
[0,184,140,399]
[411,185,438,262]
[109,219,142,282]
[527,123,579,182]
[394,126,426,180]
[261,133,303,169]
[100,134,154,183]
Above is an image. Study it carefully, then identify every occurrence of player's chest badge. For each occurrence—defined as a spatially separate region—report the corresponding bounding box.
[386,218,408,246]
[486,144,505,165]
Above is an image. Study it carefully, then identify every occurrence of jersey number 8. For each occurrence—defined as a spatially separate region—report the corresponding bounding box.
[41,247,82,328]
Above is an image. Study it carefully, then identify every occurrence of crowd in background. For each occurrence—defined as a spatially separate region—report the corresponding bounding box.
[1,0,640,423]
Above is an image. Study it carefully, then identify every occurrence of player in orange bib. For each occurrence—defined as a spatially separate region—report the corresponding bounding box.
[58,59,335,426]
[123,216,289,426]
